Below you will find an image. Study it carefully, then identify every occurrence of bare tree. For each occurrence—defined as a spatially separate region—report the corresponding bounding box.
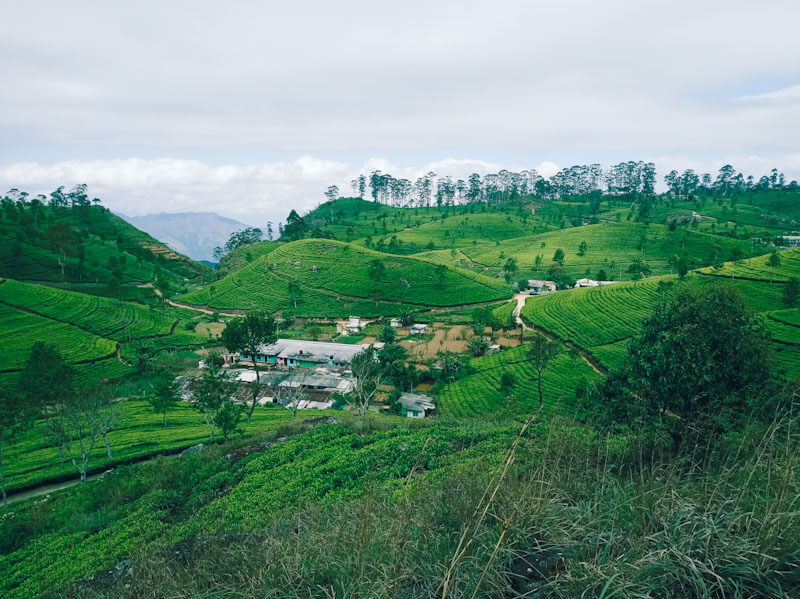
[348,348,381,419]
[275,384,308,422]
[48,386,119,482]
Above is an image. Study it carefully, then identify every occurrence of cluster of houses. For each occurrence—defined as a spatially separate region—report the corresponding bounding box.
[527,278,616,295]
[213,337,435,418]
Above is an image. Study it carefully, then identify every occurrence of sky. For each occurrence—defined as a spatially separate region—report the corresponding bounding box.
[1,0,798,227]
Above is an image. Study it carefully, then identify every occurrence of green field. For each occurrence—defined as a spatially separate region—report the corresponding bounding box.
[458,222,752,280]
[3,400,338,493]
[0,278,209,381]
[180,239,511,314]
[519,257,800,375]
[0,205,210,291]
[434,344,602,417]
[0,418,524,598]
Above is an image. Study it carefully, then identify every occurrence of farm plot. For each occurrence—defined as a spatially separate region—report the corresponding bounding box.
[434,344,601,418]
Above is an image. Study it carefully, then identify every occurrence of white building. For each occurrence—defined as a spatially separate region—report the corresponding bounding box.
[528,280,557,294]
[410,323,428,335]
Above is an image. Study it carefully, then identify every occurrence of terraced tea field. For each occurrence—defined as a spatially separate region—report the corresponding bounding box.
[698,247,800,282]
[3,400,337,493]
[0,278,207,381]
[461,222,751,280]
[520,264,800,376]
[434,344,601,417]
[181,239,510,314]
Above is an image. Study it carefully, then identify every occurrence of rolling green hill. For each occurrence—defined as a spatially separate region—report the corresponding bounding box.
[216,240,282,275]
[179,239,511,315]
[0,203,210,293]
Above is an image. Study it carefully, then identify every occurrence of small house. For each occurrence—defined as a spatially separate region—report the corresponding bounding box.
[528,280,557,295]
[410,323,428,335]
[389,318,402,328]
[398,392,436,418]
[346,316,364,334]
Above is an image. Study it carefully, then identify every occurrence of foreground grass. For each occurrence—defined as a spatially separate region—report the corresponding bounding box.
[3,414,799,598]
[4,400,338,493]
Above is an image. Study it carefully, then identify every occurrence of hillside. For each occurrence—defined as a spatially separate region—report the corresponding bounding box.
[215,239,282,276]
[0,203,210,294]
[121,212,250,262]
[520,248,800,375]
[2,414,797,598]
[179,239,511,315]
[455,222,754,281]
[0,277,209,386]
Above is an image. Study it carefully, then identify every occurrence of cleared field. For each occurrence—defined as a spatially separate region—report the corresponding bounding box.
[461,222,751,280]
[434,344,601,418]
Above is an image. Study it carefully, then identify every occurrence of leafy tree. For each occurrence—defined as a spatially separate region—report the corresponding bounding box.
[627,286,772,440]
[467,336,489,357]
[221,313,277,421]
[44,222,79,279]
[194,361,235,440]
[552,248,565,265]
[150,370,180,427]
[215,401,243,440]
[378,343,407,367]
[368,259,386,283]
[528,333,562,409]
[577,240,588,256]
[783,278,800,308]
[500,372,516,396]
[380,323,396,344]
[596,269,609,281]
[287,280,302,308]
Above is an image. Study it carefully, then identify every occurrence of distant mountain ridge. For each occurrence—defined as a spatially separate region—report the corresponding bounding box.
[120,211,250,261]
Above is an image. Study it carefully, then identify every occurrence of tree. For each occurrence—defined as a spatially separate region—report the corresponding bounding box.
[150,370,180,426]
[194,360,236,440]
[44,222,79,279]
[221,313,278,422]
[783,278,800,308]
[552,248,565,265]
[380,323,396,344]
[577,241,588,257]
[276,384,308,422]
[368,259,386,284]
[0,386,36,511]
[467,336,489,357]
[767,251,781,284]
[348,348,381,419]
[500,372,516,396]
[627,286,772,438]
[528,333,562,409]
[287,280,302,308]
[48,385,119,482]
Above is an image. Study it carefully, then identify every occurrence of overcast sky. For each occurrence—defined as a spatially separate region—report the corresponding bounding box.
[1,0,798,226]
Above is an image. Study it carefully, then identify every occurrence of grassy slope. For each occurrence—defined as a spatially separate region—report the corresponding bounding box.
[216,240,282,275]
[3,416,798,598]
[179,239,511,314]
[0,205,210,290]
[520,251,800,374]
[0,418,522,598]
